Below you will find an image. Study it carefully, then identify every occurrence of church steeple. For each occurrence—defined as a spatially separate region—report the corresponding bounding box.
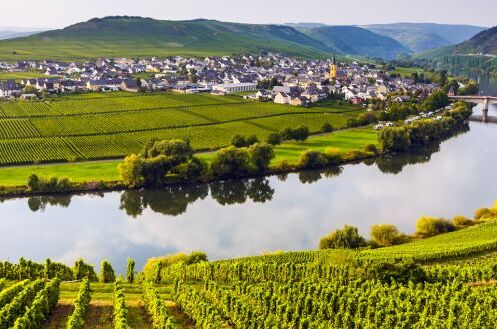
[329,53,337,79]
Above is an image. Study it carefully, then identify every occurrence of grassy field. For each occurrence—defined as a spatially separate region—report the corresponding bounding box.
[0,92,364,166]
[0,71,54,81]
[0,128,377,186]
[391,66,434,79]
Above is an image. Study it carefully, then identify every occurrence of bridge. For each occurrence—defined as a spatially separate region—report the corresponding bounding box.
[449,95,497,122]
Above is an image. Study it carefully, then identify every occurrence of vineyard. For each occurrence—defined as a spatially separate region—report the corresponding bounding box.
[0,93,362,165]
[2,221,497,327]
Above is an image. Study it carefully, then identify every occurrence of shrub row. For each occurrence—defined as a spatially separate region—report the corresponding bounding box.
[0,279,45,329]
[66,278,91,329]
[113,279,130,329]
[142,281,176,329]
[13,278,60,329]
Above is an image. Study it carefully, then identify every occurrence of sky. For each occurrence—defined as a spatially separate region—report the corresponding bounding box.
[0,0,496,29]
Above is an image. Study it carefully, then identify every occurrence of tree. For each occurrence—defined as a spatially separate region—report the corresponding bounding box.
[231,135,247,148]
[321,123,333,133]
[249,143,275,172]
[126,258,135,284]
[246,135,259,146]
[292,126,309,142]
[27,174,40,192]
[319,225,367,250]
[415,216,455,238]
[422,90,449,111]
[119,154,145,187]
[378,127,411,152]
[211,146,253,178]
[266,132,282,145]
[452,216,474,228]
[371,224,405,247]
[146,139,193,165]
[299,150,327,169]
[100,260,116,283]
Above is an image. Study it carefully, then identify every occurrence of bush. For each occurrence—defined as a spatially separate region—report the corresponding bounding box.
[319,225,367,250]
[292,126,309,142]
[184,252,208,265]
[279,126,309,142]
[364,262,427,284]
[452,215,474,228]
[364,144,378,155]
[324,148,344,166]
[321,122,333,133]
[378,127,411,152]
[119,154,144,188]
[266,132,282,145]
[371,224,403,247]
[73,259,98,282]
[27,174,40,192]
[415,216,455,238]
[231,135,246,148]
[210,146,253,178]
[100,260,116,283]
[299,150,327,169]
[346,118,360,128]
[249,143,275,172]
[246,135,259,146]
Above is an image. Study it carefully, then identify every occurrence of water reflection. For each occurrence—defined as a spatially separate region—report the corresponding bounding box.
[21,139,454,218]
[119,178,275,217]
[2,118,497,274]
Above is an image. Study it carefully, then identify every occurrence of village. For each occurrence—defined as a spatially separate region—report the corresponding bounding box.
[0,53,440,107]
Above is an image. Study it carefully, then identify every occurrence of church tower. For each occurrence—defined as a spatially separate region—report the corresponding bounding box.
[329,53,337,79]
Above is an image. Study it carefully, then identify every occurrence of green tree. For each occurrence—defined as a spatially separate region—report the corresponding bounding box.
[266,132,282,145]
[100,260,116,283]
[231,135,247,148]
[319,225,367,250]
[371,224,406,247]
[211,146,253,178]
[378,127,411,152]
[415,216,455,238]
[299,150,327,169]
[249,143,275,172]
[126,258,135,284]
[119,154,144,188]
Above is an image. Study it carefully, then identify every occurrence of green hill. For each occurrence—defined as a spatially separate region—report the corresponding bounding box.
[0,16,330,61]
[453,25,497,55]
[304,25,410,60]
[364,23,486,52]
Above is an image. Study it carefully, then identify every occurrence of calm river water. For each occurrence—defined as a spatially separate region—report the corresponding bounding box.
[1,104,497,273]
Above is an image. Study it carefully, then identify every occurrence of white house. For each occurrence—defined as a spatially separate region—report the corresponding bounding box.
[212,83,257,94]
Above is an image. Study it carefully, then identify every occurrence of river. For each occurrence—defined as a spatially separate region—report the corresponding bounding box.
[1,104,497,273]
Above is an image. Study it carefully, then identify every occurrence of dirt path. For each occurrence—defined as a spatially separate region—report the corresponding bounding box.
[84,301,114,329]
[43,300,74,329]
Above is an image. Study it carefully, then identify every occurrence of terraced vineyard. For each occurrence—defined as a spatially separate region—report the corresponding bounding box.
[3,221,497,328]
[0,93,362,165]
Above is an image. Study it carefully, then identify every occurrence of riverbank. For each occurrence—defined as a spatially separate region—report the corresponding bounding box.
[0,128,379,196]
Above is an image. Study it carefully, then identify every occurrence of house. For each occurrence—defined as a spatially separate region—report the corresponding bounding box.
[0,80,20,98]
[274,92,291,104]
[120,79,139,93]
[291,96,309,107]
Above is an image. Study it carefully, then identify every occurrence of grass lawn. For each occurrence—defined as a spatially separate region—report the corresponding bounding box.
[0,71,56,81]
[392,67,434,79]
[0,161,121,186]
[272,128,378,165]
[0,128,378,187]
